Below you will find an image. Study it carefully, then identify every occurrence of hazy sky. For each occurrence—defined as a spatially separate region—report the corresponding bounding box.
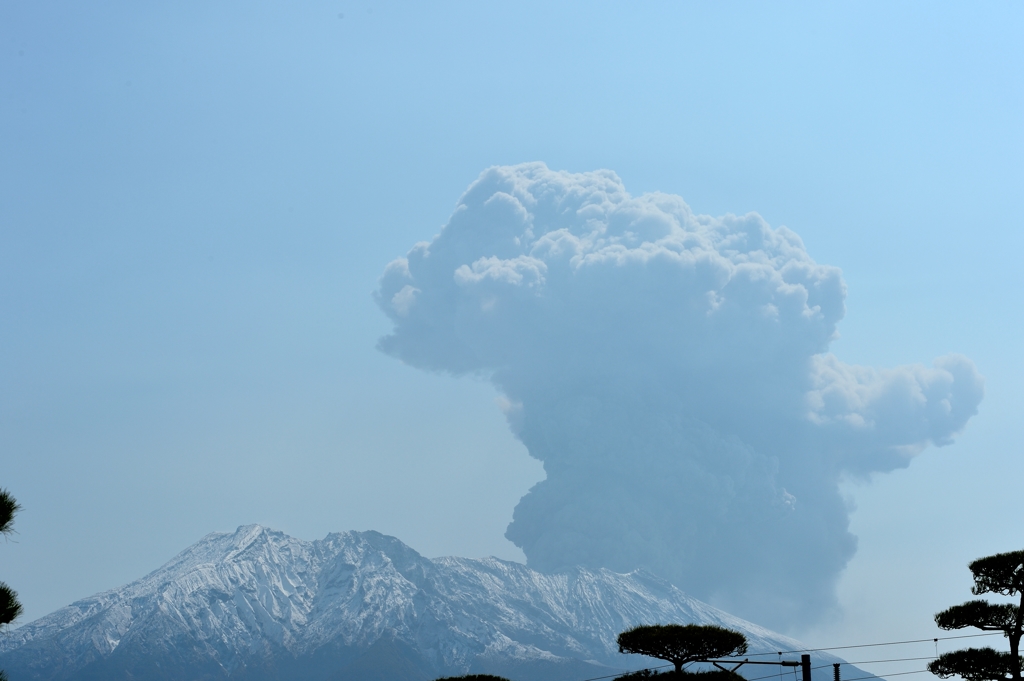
[2,0,1022,672]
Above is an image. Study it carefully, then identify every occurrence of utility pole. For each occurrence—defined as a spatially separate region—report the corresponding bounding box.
[834,663,841,681]
[705,656,804,678]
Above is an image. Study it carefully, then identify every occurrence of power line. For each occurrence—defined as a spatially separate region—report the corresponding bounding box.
[612,663,939,681]
[743,632,1002,656]
[841,671,932,681]
[812,656,937,669]
[573,631,1003,681]
[747,668,805,681]
[575,662,673,681]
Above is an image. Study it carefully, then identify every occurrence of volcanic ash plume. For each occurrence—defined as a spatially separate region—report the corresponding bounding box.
[374,163,983,628]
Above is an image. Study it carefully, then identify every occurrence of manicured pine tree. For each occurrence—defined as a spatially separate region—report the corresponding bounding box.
[617,624,748,675]
[929,550,1024,681]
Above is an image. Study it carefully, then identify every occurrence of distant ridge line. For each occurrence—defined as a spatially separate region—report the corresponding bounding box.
[0,525,883,681]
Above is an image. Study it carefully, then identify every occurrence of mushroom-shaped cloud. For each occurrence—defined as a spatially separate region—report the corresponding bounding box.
[375,163,983,628]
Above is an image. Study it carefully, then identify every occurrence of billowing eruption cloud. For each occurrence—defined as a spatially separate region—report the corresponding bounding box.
[374,163,983,629]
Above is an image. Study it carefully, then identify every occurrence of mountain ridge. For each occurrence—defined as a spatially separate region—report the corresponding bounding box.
[0,525,869,681]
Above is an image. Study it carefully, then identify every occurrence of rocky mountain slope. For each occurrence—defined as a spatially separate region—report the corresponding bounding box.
[0,525,866,681]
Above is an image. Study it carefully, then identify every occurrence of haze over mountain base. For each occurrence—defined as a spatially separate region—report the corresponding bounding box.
[0,526,870,681]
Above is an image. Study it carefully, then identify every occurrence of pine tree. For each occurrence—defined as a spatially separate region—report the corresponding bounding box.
[929,550,1024,681]
[618,624,748,675]
[0,488,23,681]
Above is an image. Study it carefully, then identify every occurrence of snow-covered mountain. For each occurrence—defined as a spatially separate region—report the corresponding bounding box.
[0,526,868,681]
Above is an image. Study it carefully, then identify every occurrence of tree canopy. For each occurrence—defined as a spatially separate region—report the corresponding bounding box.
[930,649,1024,681]
[0,488,22,626]
[0,490,17,535]
[1,488,22,681]
[615,668,745,680]
[618,624,748,674]
[928,550,1024,681]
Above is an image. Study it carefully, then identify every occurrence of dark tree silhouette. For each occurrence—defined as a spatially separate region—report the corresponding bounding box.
[615,668,744,680]
[928,550,1024,681]
[617,624,748,674]
[434,676,512,681]
[0,488,21,627]
[1,488,23,681]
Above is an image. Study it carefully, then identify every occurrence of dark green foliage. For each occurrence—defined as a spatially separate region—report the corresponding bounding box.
[616,669,745,681]
[617,624,748,674]
[0,488,21,681]
[930,648,1024,681]
[936,601,1018,632]
[0,583,22,626]
[434,676,513,681]
[0,489,19,536]
[970,552,1024,598]
[0,489,22,628]
[615,670,663,680]
[930,550,1024,681]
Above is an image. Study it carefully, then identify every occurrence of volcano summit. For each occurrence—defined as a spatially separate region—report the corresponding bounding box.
[0,525,867,681]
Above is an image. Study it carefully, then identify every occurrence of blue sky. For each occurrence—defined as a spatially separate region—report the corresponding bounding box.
[1,0,1022,666]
